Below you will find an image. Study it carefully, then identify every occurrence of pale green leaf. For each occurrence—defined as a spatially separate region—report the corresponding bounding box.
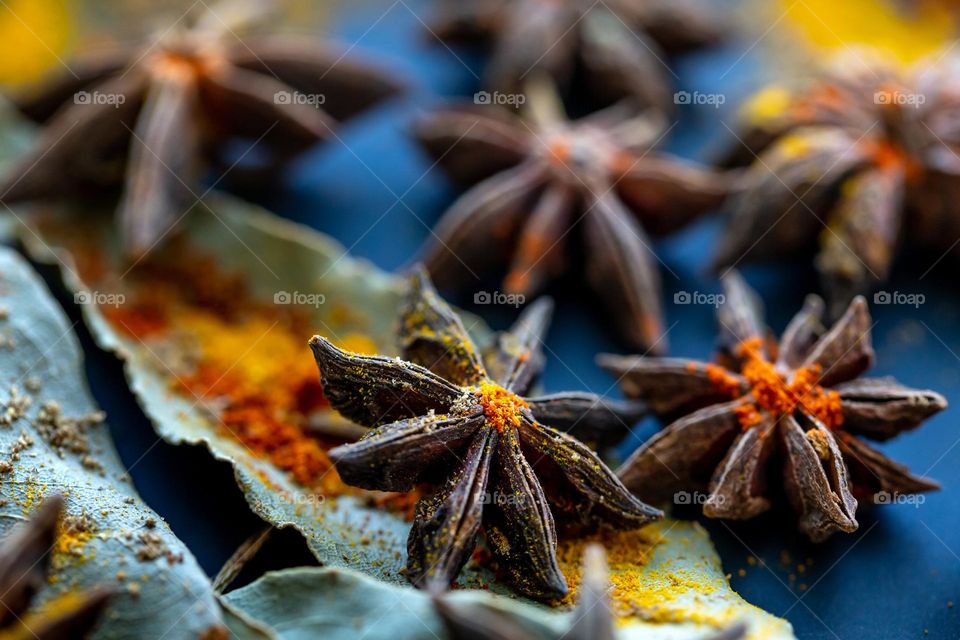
[0,246,243,639]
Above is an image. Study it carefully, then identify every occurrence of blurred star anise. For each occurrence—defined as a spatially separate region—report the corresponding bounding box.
[434,543,747,640]
[2,2,401,256]
[311,268,660,599]
[415,84,727,352]
[715,53,960,314]
[598,272,945,541]
[429,0,725,112]
[0,496,111,639]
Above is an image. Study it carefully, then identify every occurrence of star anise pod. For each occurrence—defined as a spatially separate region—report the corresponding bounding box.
[311,268,660,599]
[598,272,945,542]
[434,543,747,640]
[428,0,726,112]
[714,52,960,314]
[2,1,402,256]
[0,496,111,639]
[414,83,727,352]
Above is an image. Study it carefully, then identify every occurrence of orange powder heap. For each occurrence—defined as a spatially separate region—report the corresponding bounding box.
[546,136,571,166]
[475,382,528,432]
[862,138,922,182]
[85,244,369,493]
[732,337,843,430]
[698,362,743,397]
[173,312,339,489]
[791,82,846,121]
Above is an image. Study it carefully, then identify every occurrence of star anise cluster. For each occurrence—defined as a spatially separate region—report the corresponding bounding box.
[311,268,660,599]
[429,0,725,112]
[0,496,111,639]
[415,84,727,352]
[716,52,960,314]
[434,543,747,640]
[599,272,945,541]
[2,2,401,256]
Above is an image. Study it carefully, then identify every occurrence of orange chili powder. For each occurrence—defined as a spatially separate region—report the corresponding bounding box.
[475,381,528,432]
[730,337,843,430]
[84,244,371,493]
[862,138,923,182]
[791,82,846,122]
[700,362,744,398]
[547,136,571,165]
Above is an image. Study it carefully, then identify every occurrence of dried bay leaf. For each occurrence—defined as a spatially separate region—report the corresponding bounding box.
[223,521,794,640]
[0,246,260,639]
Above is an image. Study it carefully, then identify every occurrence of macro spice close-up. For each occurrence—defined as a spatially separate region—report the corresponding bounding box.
[0,1,958,639]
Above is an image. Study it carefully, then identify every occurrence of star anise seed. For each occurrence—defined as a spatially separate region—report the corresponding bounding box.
[598,271,945,542]
[414,81,727,352]
[313,267,660,599]
[428,0,726,113]
[2,2,402,257]
[715,52,960,314]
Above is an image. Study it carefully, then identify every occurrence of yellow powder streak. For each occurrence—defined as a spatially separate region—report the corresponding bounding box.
[554,525,739,628]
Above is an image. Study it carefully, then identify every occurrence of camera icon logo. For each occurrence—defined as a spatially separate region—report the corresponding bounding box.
[474,291,491,304]
[873,291,891,305]
[674,90,691,104]
[274,291,292,304]
[274,91,292,104]
[474,91,492,105]
[674,291,692,304]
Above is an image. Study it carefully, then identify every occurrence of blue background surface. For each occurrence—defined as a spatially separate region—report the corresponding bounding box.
[38,2,960,638]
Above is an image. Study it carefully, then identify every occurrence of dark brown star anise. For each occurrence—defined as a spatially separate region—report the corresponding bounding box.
[434,543,747,640]
[0,496,111,639]
[311,268,660,599]
[414,83,727,352]
[598,272,945,541]
[2,2,401,256]
[429,0,725,112]
[715,52,960,314]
